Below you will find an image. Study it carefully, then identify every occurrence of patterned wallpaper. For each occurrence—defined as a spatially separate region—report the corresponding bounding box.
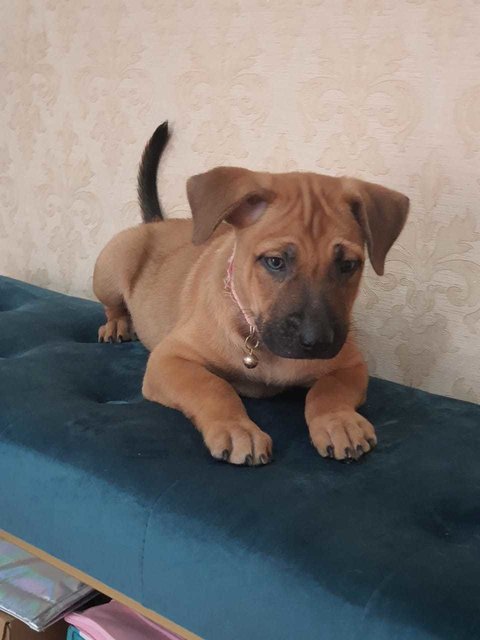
[1,1,479,403]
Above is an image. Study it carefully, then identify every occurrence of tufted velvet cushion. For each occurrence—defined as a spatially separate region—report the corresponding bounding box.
[1,275,480,640]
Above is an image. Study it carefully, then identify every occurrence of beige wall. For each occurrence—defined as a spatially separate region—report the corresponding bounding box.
[1,1,479,403]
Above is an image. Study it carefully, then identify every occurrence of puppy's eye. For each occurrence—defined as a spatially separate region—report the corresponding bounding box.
[263,256,286,271]
[338,259,360,275]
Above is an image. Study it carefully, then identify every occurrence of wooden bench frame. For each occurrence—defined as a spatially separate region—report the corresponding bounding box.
[0,529,201,640]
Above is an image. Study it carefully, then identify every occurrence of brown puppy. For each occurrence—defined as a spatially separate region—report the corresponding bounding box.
[93,123,409,466]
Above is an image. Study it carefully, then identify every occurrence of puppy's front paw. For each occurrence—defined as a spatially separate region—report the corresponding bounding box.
[98,317,134,343]
[309,410,377,461]
[203,421,273,466]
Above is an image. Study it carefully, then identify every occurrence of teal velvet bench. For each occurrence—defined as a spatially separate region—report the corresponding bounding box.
[1,275,480,640]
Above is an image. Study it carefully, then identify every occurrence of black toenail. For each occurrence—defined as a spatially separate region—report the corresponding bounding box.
[327,445,334,459]
[367,438,376,448]
[245,454,253,466]
[345,447,353,459]
[118,335,123,342]
[108,336,114,344]
[356,445,363,457]
[98,337,104,343]
[222,449,230,461]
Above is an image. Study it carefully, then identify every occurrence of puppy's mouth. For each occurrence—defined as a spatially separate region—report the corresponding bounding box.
[257,317,347,360]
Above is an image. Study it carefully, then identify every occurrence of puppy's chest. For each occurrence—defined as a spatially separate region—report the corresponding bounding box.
[217,357,329,399]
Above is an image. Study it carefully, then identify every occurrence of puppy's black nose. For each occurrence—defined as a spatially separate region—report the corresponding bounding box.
[299,330,316,349]
[299,319,334,349]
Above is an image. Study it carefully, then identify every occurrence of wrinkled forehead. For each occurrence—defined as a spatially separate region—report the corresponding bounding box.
[246,172,364,252]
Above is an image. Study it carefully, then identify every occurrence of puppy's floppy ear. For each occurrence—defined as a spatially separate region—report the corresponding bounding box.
[343,178,410,276]
[187,167,275,245]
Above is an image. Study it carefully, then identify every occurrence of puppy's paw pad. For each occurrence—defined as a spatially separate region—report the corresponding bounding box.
[309,410,376,462]
[98,316,133,343]
[205,422,273,467]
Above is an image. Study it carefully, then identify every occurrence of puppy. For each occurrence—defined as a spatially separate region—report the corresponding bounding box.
[93,122,409,466]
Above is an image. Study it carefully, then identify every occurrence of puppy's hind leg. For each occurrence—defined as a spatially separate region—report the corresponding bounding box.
[93,231,137,344]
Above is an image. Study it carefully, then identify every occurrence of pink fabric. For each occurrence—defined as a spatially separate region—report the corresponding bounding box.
[224,243,257,330]
[65,601,183,640]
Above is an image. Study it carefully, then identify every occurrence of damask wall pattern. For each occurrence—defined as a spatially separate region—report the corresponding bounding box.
[1,0,479,402]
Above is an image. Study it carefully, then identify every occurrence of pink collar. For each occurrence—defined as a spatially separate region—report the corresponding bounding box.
[224,244,257,331]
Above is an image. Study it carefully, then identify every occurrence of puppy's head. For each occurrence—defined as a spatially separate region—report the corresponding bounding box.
[187,168,409,360]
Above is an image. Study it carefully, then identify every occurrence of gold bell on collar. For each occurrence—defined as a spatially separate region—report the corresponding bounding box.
[243,327,259,369]
[243,352,259,369]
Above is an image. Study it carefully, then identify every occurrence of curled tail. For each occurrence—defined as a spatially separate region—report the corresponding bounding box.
[137,121,170,222]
